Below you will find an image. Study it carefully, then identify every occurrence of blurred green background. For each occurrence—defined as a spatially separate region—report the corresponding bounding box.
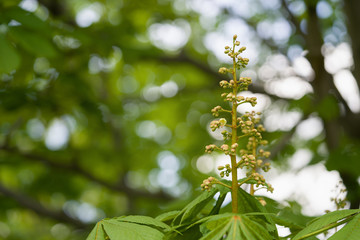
[1,0,360,239]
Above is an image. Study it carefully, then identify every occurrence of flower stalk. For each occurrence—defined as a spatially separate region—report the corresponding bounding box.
[203,35,273,214]
[230,36,239,213]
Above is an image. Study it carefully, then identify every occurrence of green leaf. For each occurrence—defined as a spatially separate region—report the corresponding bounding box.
[226,219,242,240]
[209,191,227,216]
[329,213,360,239]
[3,6,52,33]
[237,188,277,234]
[238,215,274,240]
[172,188,218,225]
[119,215,171,231]
[86,216,170,240]
[200,219,231,240]
[238,177,257,185]
[163,224,202,240]
[86,222,107,240]
[103,219,164,240]
[272,202,315,231]
[237,188,263,214]
[8,27,57,58]
[156,211,180,222]
[292,210,360,240]
[199,213,274,240]
[0,34,20,73]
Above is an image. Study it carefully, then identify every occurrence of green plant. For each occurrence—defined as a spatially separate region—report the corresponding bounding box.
[86,35,360,240]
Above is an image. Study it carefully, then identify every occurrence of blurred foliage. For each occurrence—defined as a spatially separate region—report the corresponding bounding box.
[0,0,360,239]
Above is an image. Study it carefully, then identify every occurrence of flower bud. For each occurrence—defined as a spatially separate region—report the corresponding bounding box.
[219,118,227,126]
[221,144,229,151]
[239,47,246,52]
[218,67,228,74]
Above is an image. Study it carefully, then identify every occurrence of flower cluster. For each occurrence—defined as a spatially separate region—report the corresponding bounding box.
[201,176,215,191]
[218,143,238,155]
[201,34,273,195]
[237,111,262,136]
[221,130,231,140]
[205,144,217,153]
[209,118,227,131]
[217,164,231,178]
[219,80,232,88]
[237,153,271,172]
[221,35,250,70]
[211,106,224,117]
[220,93,257,106]
[218,67,229,74]
[219,77,252,91]
[247,172,274,192]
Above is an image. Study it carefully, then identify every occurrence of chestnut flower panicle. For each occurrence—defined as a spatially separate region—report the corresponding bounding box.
[202,34,273,197]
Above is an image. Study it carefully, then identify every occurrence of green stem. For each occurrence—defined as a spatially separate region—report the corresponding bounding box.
[250,141,257,196]
[231,42,239,214]
[237,134,249,139]
[238,177,252,186]
[213,179,232,189]
[220,109,232,113]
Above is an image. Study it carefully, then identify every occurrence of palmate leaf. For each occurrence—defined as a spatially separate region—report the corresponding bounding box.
[172,188,218,225]
[199,213,274,240]
[292,209,360,240]
[86,215,171,240]
[163,189,226,240]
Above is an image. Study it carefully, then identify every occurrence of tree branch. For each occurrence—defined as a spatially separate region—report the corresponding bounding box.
[0,182,88,228]
[158,51,278,98]
[0,146,174,201]
[281,0,307,40]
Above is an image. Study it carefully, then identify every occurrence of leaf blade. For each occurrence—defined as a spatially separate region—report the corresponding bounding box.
[0,34,20,73]
[292,210,360,240]
[328,213,360,240]
[172,188,218,225]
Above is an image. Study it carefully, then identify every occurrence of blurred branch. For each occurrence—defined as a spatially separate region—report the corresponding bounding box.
[159,51,222,81]
[280,0,306,39]
[0,146,174,201]
[0,182,88,228]
[158,51,278,98]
